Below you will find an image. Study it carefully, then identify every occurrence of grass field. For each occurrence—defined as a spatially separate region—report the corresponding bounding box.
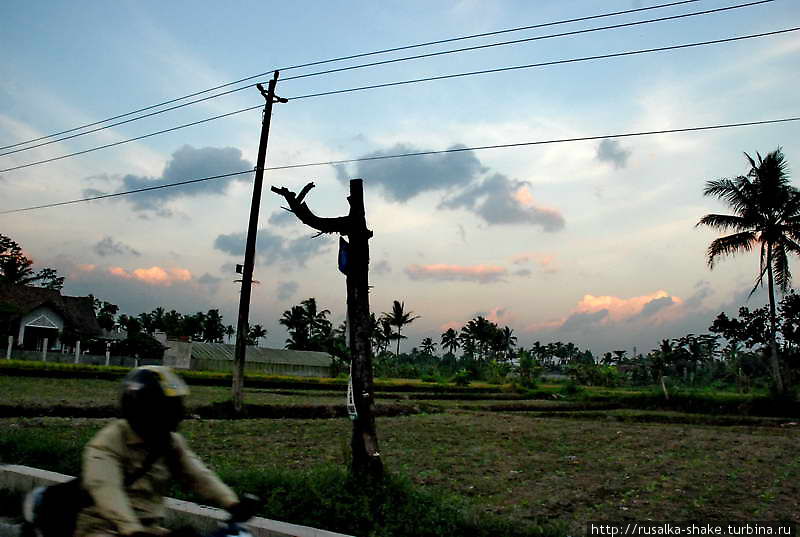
[0,375,586,411]
[2,413,799,533]
[2,374,800,534]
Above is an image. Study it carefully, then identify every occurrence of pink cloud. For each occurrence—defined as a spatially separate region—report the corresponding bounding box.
[575,290,683,322]
[528,290,685,333]
[438,306,514,333]
[486,306,513,324]
[514,187,564,221]
[405,263,507,284]
[439,321,463,332]
[107,265,194,286]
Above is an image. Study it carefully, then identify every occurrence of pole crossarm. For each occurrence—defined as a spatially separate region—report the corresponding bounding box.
[270,182,370,237]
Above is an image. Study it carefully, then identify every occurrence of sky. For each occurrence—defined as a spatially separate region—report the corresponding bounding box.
[1,0,799,356]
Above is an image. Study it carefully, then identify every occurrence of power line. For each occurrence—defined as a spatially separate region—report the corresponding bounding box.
[0,170,254,214]
[2,26,795,175]
[288,27,800,101]
[0,0,709,153]
[3,116,798,215]
[280,0,774,84]
[0,0,773,159]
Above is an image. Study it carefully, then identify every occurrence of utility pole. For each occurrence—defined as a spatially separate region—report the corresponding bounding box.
[232,71,287,414]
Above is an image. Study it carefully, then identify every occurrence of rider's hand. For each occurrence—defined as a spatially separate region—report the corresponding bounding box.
[227,494,263,522]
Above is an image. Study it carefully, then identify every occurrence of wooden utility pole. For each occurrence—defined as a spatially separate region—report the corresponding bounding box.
[232,71,287,414]
[272,179,383,478]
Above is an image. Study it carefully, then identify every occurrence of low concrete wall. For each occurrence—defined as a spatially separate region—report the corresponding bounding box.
[0,465,352,537]
[9,352,160,367]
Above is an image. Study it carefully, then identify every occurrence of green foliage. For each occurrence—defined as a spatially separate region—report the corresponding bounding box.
[0,424,89,475]
[0,233,64,289]
[113,332,166,360]
[0,360,510,394]
[452,369,471,387]
[517,350,542,388]
[381,300,421,357]
[568,363,624,387]
[560,379,583,396]
[0,426,563,537]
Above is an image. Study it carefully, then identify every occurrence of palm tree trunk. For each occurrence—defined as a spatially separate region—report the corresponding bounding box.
[767,244,785,396]
[396,327,401,357]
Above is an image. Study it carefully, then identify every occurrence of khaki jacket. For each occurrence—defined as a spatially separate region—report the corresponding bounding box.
[75,419,238,536]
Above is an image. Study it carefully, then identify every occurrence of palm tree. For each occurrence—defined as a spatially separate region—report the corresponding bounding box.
[151,307,166,332]
[225,324,235,344]
[376,317,394,355]
[498,326,517,360]
[381,300,420,357]
[280,305,309,349]
[460,316,495,361]
[203,309,225,343]
[301,298,331,348]
[248,324,267,346]
[440,328,460,356]
[697,148,800,395]
[420,337,437,357]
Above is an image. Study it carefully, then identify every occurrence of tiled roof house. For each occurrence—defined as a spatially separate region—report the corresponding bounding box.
[0,283,101,351]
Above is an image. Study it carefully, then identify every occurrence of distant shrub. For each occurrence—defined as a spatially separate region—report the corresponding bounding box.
[560,379,583,396]
[453,369,471,387]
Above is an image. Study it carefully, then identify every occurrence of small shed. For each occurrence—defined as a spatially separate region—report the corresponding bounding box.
[164,340,333,378]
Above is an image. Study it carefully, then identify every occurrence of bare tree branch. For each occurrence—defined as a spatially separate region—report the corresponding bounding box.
[271,183,350,234]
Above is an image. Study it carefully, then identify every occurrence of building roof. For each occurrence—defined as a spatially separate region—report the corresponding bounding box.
[0,283,102,337]
[190,342,332,367]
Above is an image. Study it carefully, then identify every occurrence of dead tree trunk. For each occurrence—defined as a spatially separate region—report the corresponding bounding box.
[272,179,383,478]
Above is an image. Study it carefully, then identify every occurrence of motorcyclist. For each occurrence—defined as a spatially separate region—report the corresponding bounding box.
[73,366,259,537]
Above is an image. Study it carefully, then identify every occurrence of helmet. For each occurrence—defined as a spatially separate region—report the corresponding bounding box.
[121,366,189,443]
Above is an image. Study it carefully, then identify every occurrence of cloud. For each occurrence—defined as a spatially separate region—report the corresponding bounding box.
[457,224,467,243]
[511,252,558,274]
[277,281,299,300]
[405,263,507,284]
[440,173,565,231]
[560,309,609,332]
[56,260,218,316]
[596,139,632,169]
[529,290,685,336]
[197,273,223,293]
[336,143,484,202]
[107,265,193,286]
[440,306,515,334]
[213,228,333,269]
[277,282,300,300]
[574,291,683,324]
[486,307,513,324]
[268,210,296,227]
[632,296,677,321]
[83,188,106,198]
[684,280,713,309]
[341,142,564,230]
[93,145,252,215]
[373,260,392,275]
[93,236,141,257]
